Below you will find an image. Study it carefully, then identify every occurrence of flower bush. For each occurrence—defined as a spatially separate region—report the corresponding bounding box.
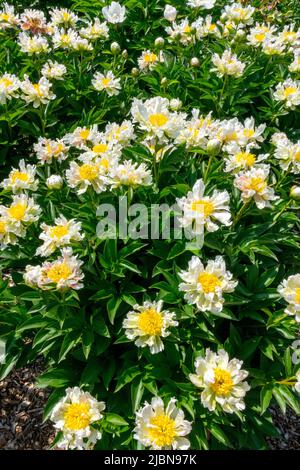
[0,0,300,450]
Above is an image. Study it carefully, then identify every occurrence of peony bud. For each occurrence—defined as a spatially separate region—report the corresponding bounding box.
[122,49,128,58]
[190,57,200,67]
[164,5,177,22]
[207,139,222,154]
[110,41,121,54]
[290,185,300,201]
[46,175,63,190]
[131,67,139,77]
[161,77,168,86]
[155,37,165,48]
[170,98,182,111]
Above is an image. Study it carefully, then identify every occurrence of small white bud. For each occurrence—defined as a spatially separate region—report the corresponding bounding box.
[110,41,121,54]
[155,37,165,48]
[290,186,300,201]
[46,175,63,190]
[131,67,139,77]
[190,57,200,67]
[207,139,222,154]
[164,5,177,22]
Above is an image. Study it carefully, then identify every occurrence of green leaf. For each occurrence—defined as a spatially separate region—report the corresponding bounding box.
[107,296,122,324]
[260,384,273,414]
[115,366,141,392]
[58,331,81,363]
[209,423,233,448]
[105,413,128,426]
[131,379,144,412]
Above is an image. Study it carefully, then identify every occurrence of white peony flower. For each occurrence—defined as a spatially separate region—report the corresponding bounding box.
[111,160,152,187]
[187,0,216,9]
[289,52,300,73]
[190,348,250,413]
[123,300,178,354]
[50,387,105,450]
[134,397,192,450]
[92,70,121,96]
[138,50,163,71]
[179,256,237,313]
[20,75,56,108]
[102,2,126,24]
[274,78,300,109]
[18,32,50,55]
[1,159,38,193]
[177,179,232,236]
[41,60,67,80]
[0,3,19,29]
[34,137,69,164]
[49,8,78,27]
[234,165,279,209]
[36,215,84,257]
[211,49,246,78]
[80,18,109,40]
[0,194,41,230]
[278,274,300,322]
[65,155,110,195]
[0,73,20,104]
[24,247,84,291]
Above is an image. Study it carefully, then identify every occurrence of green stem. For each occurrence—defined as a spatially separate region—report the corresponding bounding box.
[233,201,250,227]
[204,154,214,183]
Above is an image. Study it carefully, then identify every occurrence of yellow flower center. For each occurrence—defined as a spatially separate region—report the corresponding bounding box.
[294,150,300,162]
[255,33,266,42]
[0,13,10,21]
[78,163,98,181]
[283,31,296,40]
[7,202,27,221]
[198,272,221,293]
[47,262,72,283]
[148,414,176,448]
[235,152,256,166]
[33,84,42,96]
[79,129,90,140]
[99,158,110,170]
[191,199,214,217]
[144,52,157,63]
[49,225,69,239]
[0,220,7,234]
[0,77,13,88]
[101,77,111,87]
[138,308,163,335]
[93,143,108,154]
[223,131,238,143]
[243,128,255,138]
[211,368,234,396]
[284,86,297,98]
[63,402,91,431]
[246,176,267,193]
[183,25,191,33]
[209,24,216,32]
[62,12,70,21]
[61,34,71,44]
[295,288,300,304]
[10,171,30,183]
[148,113,168,127]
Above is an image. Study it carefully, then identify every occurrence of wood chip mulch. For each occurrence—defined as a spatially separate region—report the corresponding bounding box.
[0,361,299,450]
[0,360,55,450]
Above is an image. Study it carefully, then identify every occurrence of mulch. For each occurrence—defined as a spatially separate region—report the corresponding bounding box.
[0,360,55,450]
[0,361,299,450]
